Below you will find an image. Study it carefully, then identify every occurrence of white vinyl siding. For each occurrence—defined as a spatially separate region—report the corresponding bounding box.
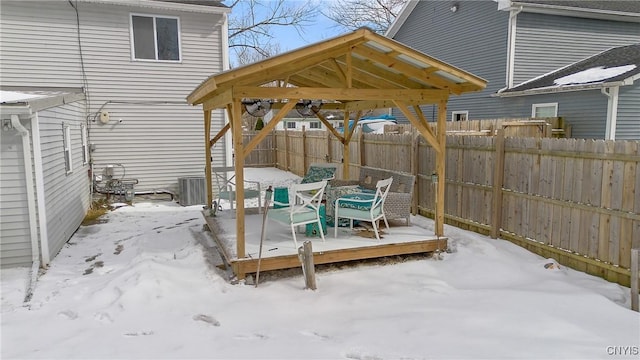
[0,120,33,267]
[39,101,91,260]
[130,13,181,62]
[0,0,227,192]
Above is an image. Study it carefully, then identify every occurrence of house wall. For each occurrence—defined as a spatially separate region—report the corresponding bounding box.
[513,12,640,85]
[391,0,509,121]
[0,0,227,192]
[0,118,32,267]
[616,83,640,140]
[389,1,638,139]
[38,101,92,260]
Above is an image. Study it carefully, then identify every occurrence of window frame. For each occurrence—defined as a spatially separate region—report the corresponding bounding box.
[309,121,320,129]
[451,111,469,122]
[63,123,73,174]
[80,123,88,166]
[129,13,182,62]
[531,102,558,118]
[286,121,297,129]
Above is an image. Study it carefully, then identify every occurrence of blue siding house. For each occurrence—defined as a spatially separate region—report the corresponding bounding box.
[387,0,640,139]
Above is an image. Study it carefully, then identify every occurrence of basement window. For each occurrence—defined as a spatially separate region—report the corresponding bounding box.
[452,111,468,121]
[130,14,181,61]
[532,103,557,118]
[63,124,73,174]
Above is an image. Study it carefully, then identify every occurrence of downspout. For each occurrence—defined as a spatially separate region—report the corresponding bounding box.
[221,12,233,167]
[10,114,40,302]
[602,86,619,140]
[30,112,51,266]
[506,6,523,88]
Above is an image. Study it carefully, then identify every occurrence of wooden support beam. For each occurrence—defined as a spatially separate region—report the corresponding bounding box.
[231,99,246,259]
[393,100,440,153]
[203,89,232,112]
[313,109,345,143]
[342,111,350,178]
[204,110,213,208]
[412,105,430,128]
[346,51,353,88]
[209,122,230,147]
[329,58,347,86]
[435,100,447,237]
[345,110,362,145]
[243,100,296,158]
[233,86,448,102]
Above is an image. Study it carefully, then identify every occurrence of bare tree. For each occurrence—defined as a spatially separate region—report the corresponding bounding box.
[227,0,318,66]
[323,0,407,33]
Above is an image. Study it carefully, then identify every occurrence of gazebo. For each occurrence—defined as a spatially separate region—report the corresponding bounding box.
[187,28,486,277]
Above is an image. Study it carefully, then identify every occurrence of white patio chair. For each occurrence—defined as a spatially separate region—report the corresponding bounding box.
[213,166,262,213]
[267,180,327,248]
[334,176,393,241]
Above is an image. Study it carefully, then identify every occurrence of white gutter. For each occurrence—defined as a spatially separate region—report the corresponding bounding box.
[79,0,231,14]
[506,6,523,88]
[495,80,627,97]
[602,86,619,140]
[30,112,51,266]
[10,114,41,302]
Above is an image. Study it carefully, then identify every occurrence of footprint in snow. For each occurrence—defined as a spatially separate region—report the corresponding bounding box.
[58,310,78,320]
[192,314,220,327]
[124,330,154,337]
[114,244,124,255]
[300,330,330,340]
[345,350,384,360]
[233,333,268,340]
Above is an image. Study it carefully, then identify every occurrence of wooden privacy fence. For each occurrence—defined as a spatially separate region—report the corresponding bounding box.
[243,128,639,287]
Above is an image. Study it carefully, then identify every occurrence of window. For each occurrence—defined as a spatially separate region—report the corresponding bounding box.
[131,14,181,61]
[63,124,72,174]
[80,124,88,165]
[286,121,296,129]
[452,111,468,121]
[309,121,320,129]
[532,103,558,118]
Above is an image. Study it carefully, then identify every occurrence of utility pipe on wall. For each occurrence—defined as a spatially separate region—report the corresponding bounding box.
[30,112,50,266]
[602,86,619,140]
[10,114,41,302]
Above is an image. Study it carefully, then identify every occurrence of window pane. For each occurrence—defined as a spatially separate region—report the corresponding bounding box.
[132,16,155,59]
[535,106,556,117]
[156,17,179,60]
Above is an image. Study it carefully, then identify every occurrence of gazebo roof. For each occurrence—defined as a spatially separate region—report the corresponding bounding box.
[187,28,487,110]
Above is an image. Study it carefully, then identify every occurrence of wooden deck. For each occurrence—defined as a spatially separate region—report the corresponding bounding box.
[202,209,447,279]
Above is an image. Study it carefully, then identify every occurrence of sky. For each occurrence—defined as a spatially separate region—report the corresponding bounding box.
[2,167,639,359]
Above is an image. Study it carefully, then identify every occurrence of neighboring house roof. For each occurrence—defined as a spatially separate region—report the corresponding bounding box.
[498,44,640,97]
[387,0,640,38]
[79,0,229,13]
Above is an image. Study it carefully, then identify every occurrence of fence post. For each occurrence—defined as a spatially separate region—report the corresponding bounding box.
[411,130,419,215]
[359,130,365,166]
[632,248,639,312]
[302,125,307,171]
[283,126,289,171]
[491,129,506,239]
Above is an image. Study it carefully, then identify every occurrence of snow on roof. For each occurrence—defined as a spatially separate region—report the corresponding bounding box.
[499,43,640,96]
[0,91,48,104]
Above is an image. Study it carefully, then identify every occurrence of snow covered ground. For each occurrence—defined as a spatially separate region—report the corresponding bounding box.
[2,168,639,359]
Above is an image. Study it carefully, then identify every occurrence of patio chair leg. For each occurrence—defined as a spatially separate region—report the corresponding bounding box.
[372,220,381,241]
[317,219,325,242]
[291,224,299,248]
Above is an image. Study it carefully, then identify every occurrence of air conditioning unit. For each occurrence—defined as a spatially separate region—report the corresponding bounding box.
[178,177,206,206]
